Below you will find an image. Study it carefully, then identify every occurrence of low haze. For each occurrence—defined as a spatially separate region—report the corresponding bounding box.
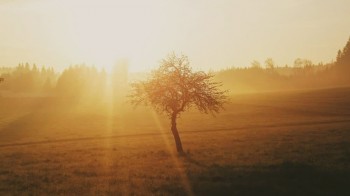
[1,1,350,195]
[1,0,350,71]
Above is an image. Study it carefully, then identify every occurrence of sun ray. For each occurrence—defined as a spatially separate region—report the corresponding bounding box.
[99,71,115,191]
[150,110,194,196]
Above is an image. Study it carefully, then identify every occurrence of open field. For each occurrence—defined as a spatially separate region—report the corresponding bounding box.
[1,87,350,195]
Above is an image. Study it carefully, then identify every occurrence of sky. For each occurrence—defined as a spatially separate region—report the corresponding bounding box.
[0,0,350,72]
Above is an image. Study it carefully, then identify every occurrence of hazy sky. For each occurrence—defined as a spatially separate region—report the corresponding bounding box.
[1,0,350,72]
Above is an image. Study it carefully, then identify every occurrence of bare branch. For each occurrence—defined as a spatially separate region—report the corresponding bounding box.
[129,54,228,118]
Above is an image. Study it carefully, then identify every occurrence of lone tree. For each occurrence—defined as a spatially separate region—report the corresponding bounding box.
[129,54,228,153]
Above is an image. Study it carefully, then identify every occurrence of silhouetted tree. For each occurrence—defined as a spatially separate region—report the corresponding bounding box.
[0,63,56,92]
[56,65,106,101]
[336,37,350,72]
[294,58,303,68]
[129,54,228,153]
[265,58,275,70]
[251,60,261,69]
[336,50,342,63]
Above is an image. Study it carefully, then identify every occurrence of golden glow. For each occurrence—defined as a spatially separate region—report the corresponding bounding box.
[1,0,350,71]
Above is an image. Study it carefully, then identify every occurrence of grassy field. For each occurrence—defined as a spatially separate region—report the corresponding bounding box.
[1,87,350,195]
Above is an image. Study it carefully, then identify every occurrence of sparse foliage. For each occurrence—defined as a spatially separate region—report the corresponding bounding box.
[129,53,228,153]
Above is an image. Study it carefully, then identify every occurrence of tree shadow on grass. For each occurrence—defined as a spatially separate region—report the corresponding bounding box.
[185,161,350,196]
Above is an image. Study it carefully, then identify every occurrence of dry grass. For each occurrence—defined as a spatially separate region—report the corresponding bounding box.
[1,87,350,195]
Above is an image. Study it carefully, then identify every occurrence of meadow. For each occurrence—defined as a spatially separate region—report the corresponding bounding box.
[0,87,350,195]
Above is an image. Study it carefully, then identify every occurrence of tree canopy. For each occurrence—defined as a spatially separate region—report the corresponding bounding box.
[129,54,228,117]
[129,53,228,153]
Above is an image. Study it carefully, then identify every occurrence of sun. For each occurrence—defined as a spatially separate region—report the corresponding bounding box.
[39,0,160,73]
[1,0,178,73]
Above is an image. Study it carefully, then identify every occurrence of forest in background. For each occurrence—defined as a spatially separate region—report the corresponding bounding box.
[1,38,350,97]
[216,37,350,93]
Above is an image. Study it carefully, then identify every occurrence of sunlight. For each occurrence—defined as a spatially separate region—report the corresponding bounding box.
[150,111,194,196]
[1,0,350,71]
[11,0,164,72]
[57,1,145,72]
[101,72,115,182]
[1,0,350,194]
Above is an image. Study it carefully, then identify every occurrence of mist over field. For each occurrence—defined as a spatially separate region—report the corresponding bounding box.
[1,0,350,195]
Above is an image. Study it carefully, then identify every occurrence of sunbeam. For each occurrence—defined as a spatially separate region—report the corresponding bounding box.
[151,110,194,196]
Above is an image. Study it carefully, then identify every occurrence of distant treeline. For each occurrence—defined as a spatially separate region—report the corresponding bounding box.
[1,38,350,96]
[0,62,127,102]
[216,38,350,93]
[0,63,56,93]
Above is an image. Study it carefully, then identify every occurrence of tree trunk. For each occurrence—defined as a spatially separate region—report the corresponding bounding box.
[171,113,184,153]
